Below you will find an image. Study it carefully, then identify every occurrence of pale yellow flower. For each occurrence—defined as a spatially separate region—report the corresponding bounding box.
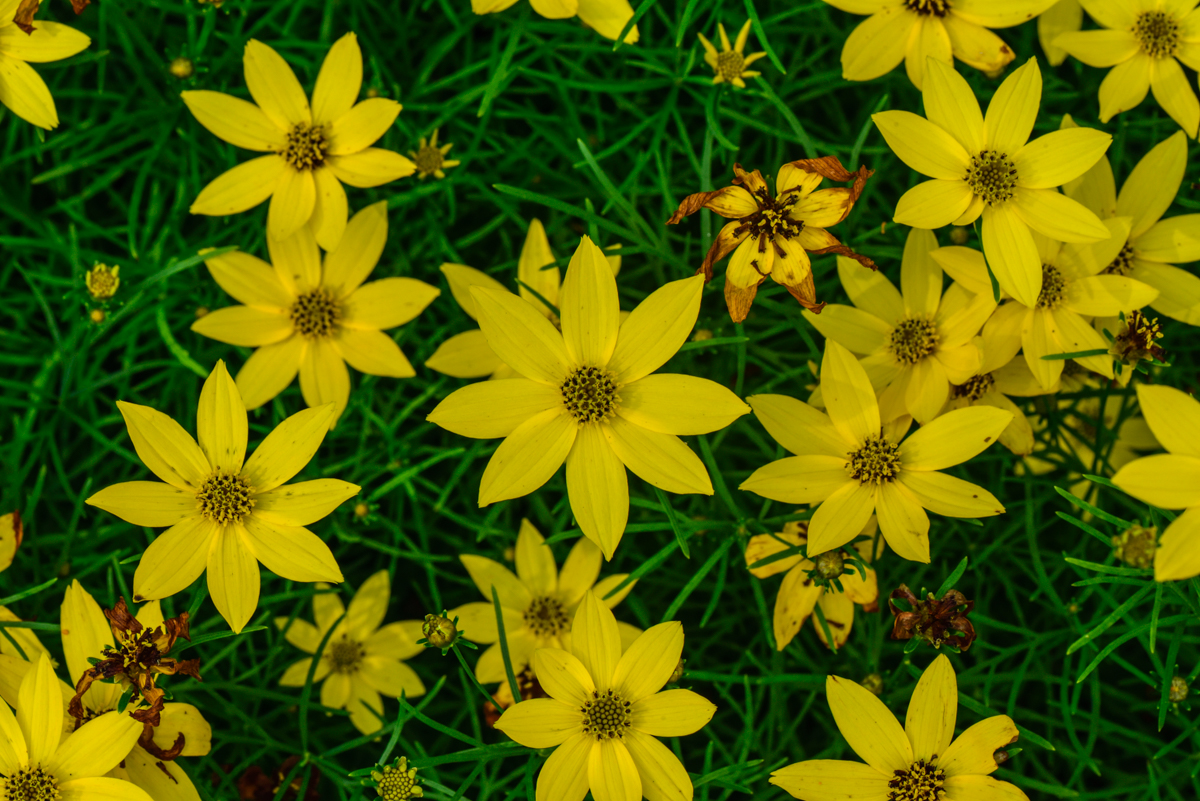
[0,0,90,128]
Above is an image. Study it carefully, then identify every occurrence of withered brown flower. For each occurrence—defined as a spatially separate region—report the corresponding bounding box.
[13,0,90,35]
[233,756,320,801]
[666,156,875,322]
[888,584,976,651]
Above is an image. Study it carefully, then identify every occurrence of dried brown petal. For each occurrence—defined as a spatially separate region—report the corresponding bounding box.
[724,276,760,323]
[13,0,40,34]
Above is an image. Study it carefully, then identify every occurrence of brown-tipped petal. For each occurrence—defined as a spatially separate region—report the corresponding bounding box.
[698,222,748,282]
[783,272,826,314]
[778,155,873,205]
[666,189,730,225]
[808,240,877,272]
[666,185,757,224]
[724,275,761,323]
[732,163,769,196]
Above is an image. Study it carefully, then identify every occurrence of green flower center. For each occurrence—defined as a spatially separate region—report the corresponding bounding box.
[291,289,341,338]
[561,366,620,424]
[282,123,328,170]
[1135,11,1178,59]
[196,469,254,526]
[813,550,844,580]
[524,596,569,638]
[580,689,632,741]
[888,758,946,801]
[904,0,950,16]
[414,144,445,176]
[1036,264,1067,310]
[889,317,939,365]
[1103,241,1135,276]
[846,434,902,485]
[965,151,1017,205]
[327,636,366,674]
[5,765,61,801]
[716,50,745,82]
[952,372,995,401]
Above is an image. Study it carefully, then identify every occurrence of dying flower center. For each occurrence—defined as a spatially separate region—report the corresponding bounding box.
[524,596,569,638]
[904,0,950,15]
[414,144,445,175]
[1036,264,1067,310]
[326,636,366,674]
[1111,524,1157,570]
[195,469,254,526]
[889,317,939,365]
[716,50,745,82]
[952,372,995,401]
[282,123,328,170]
[888,758,946,801]
[847,434,902,484]
[1134,11,1178,58]
[291,289,341,338]
[580,689,631,741]
[735,190,804,270]
[5,765,61,801]
[561,366,619,424]
[1113,309,1165,362]
[964,151,1017,205]
[1103,242,1135,276]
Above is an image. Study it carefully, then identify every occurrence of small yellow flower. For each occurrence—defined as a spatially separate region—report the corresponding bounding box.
[472,0,639,43]
[1113,383,1200,581]
[0,2,90,128]
[874,58,1112,308]
[1038,0,1083,66]
[448,519,639,684]
[697,21,767,88]
[494,592,716,801]
[771,655,1027,801]
[741,339,1011,563]
[372,757,422,799]
[192,202,440,427]
[409,129,461,180]
[182,33,414,250]
[85,263,120,300]
[277,571,426,735]
[426,236,750,558]
[1055,0,1200,136]
[85,361,357,633]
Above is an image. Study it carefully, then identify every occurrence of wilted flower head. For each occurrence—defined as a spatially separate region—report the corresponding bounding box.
[888,585,976,651]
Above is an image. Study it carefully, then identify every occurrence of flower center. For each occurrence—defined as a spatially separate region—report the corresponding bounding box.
[414,144,445,176]
[904,0,950,15]
[1036,264,1067,310]
[716,50,745,82]
[282,123,328,170]
[195,469,254,526]
[561,366,619,424]
[326,635,365,674]
[846,434,901,485]
[1103,241,1135,276]
[290,289,341,338]
[374,758,421,801]
[889,317,939,365]
[523,596,569,638]
[580,689,631,741]
[964,151,1017,205]
[952,372,995,401]
[5,765,61,801]
[1134,11,1178,58]
[888,758,946,801]
[1113,309,1165,362]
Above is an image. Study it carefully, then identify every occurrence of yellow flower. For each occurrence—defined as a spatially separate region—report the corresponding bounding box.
[426,219,621,380]
[666,158,874,323]
[740,339,1011,563]
[409,128,461,180]
[85,264,120,301]
[0,510,21,573]
[372,756,422,799]
[1062,122,1200,324]
[426,236,750,558]
[60,582,212,801]
[1112,383,1200,580]
[1054,0,1200,136]
[0,0,90,128]
[276,571,425,734]
[85,361,356,633]
[697,20,766,87]
[822,0,1058,88]
[771,655,1026,801]
[803,231,994,425]
[0,654,154,801]
[181,33,413,250]
[745,517,881,650]
[448,519,639,684]
[494,591,716,801]
[192,202,438,428]
[472,0,639,43]
[874,57,1112,308]
[1038,0,1084,66]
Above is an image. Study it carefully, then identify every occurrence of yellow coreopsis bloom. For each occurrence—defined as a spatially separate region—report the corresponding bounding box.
[60,582,212,801]
[1112,383,1200,581]
[182,33,413,250]
[192,202,439,428]
[874,57,1112,308]
[448,519,639,685]
[822,0,1058,88]
[85,361,357,633]
[1038,0,1084,66]
[0,0,89,128]
[0,654,153,801]
[277,571,425,734]
[1062,124,1200,324]
[803,231,994,425]
[409,128,461,180]
[1055,0,1200,136]
[425,219,620,379]
[771,655,1027,801]
[745,517,881,650]
[426,236,750,559]
[740,339,1011,563]
[697,20,767,87]
[494,591,715,801]
[472,0,638,43]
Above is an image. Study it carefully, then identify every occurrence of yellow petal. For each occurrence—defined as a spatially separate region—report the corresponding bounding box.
[769,759,891,801]
[479,409,576,505]
[517,218,561,313]
[242,404,337,493]
[917,59,983,155]
[940,715,1020,776]
[323,201,389,297]
[311,165,349,251]
[954,0,1065,26]
[0,21,89,63]
[132,516,216,602]
[472,286,571,385]
[60,582,115,711]
[617,374,749,436]
[841,8,914,82]
[874,482,930,563]
[820,339,880,447]
[321,671,351,708]
[276,616,322,654]
[236,335,305,411]
[899,470,1005,518]
[560,236,620,368]
[265,222,321,292]
[346,680,384,734]
[773,567,822,649]
[532,648,596,706]
[942,774,1029,800]
[904,654,956,762]
[983,57,1040,154]
[791,188,856,228]
[1038,0,1084,67]
[894,179,974,229]
[359,656,424,698]
[50,708,142,781]
[191,305,294,347]
[327,98,401,155]
[1013,128,1111,190]
[1054,30,1139,67]
[364,620,425,661]
[835,255,902,323]
[182,90,283,152]
[603,417,712,495]
[18,654,59,766]
[572,591,622,691]
[513,520,556,596]
[191,155,285,216]
[326,149,416,187]
[557,538,603,607]
[1155,508,1200,581]
[115,401,210,491]
[343,277,439,330]
[195,361,249,475]
[898,228,941,317]
[0,685,25,776]
[1134,384,1200,458]
[298,339,350,424]
[1098,54,1151,123]
[806,480,876,556]
[1119,139,1184,248]
[446,602,514,645]
[85,481,196,528]
[904,355,949,425]
[607,275,704,384]
[804,303,891,354]
[748,394,851,458]
[566,426,628,560]
[740,455,851,504]
[529,0,578,18]
[980,204,1041,307]
[899,405,1011,471]
[813,591,855,649]
[440,263,509,321]
[529,732,590,801]
[495,697,583,749]
[589,739,641,801]
[268,167,316,242]
[121,743,201,801]
[427,379,562,439]
[1064,274,1158,316]
[345,570,390,639]
[873,110,969,180]
[944,15,1014,73]
[337,327,415,378]
[623,729,693,801]
[243,39,311,129]
[1013,187,1110,243]
[202,249,293,310]
[311,32,362,125]
[826,673,912,774]
[253,479,359,528]
[0,53,57,129]
[155,702,212,757]
[576,0,638,43]
[903,17,952,90]
[425,328,503,378]
[1112,454,1200,509]
[461,554,531,616]
[1150,56,1200,138]
[206,528,261,634]
[57,777,153,801]
[612,621,683,702]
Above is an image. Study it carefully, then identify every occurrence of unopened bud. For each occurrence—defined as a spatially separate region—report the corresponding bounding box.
[169,57,194,79]
[195,307,209,318]
[861,673,883,696]
[89,309,105,324]
[1111,524,1157,570]
[422,613,457,649]
[353,503,370,518]
[950,226,969,245]
[692,329,713,342]
[1170,675,1189,703]
[813,550,844,581]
